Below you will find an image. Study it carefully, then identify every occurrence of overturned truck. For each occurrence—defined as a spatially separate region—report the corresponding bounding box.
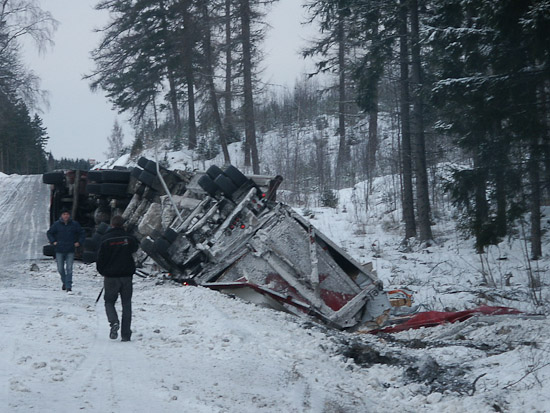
[44,158,391,330]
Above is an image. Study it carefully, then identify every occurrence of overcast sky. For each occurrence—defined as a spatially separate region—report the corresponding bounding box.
[23,0,314,162]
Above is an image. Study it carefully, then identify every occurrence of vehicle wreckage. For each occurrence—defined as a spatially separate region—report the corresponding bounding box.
[43,158,391,330]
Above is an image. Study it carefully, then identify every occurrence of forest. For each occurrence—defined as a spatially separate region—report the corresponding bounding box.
[1,0,549,258]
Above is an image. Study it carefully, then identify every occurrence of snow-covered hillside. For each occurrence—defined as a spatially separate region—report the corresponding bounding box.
[1,171,550,412]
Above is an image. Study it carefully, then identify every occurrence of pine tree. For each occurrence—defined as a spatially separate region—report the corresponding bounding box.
[304,0,353,188]
[106,119,125,159]
[429,0,550,256]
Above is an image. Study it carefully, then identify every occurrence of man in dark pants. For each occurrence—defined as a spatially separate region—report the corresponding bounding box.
[96,215,139,342]
[47,208,86,293]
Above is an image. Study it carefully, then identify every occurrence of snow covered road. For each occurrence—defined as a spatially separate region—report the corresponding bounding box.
[0,260,375,412]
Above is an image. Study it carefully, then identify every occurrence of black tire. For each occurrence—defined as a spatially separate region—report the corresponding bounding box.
[150,229,164,240]
[163,228,179,243]
[140,237,156,256]
[135,183,145,197]
[214,174,238,197]
[140,239,172,270]
[82,250,97,264]
[224,165,248,188]
[101,170,131,183]
[43,171,65,185]
[137,157,149,169]
[112,199,130,210]
[131,167,142,179]
[86,183,101,195]
[100,183,129,196]
[138,170,156,187]
[144,188,158,201]
[155,238,171,256]
[84,235,101,251]
[206,165,224,181]
[144,160,158,175]
[43,244,55,257]
[198,174,218,197]
[96,222,110,235]
[87,170,103,183]
[93,232,102,246]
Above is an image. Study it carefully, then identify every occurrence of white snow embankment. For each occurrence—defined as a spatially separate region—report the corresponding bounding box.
[0,174,50,264]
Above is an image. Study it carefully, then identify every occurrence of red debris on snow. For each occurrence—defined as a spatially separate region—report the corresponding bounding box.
[370,305,522,334]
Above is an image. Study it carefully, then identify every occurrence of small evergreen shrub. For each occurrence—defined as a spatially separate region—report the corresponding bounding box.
[321,189,338,208]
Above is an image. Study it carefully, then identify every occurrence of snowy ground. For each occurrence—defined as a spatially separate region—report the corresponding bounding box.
[1,174,550,412]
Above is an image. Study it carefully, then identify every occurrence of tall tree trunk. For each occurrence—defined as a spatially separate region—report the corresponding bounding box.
[224,0,235,138]
[492,122,507,238]
[181,2,197,149]
[335,9,348,189]
[529,82,545,260]
[158,1,181,135]
[366,21,379,188]
[367,89,378,187]
[167,72,181,133]
[494,166,507,238]
[472,153,489,254]
[529,137,542,260]
[240,0,260,173]
[541,83,550,202]
[409,0,432,242]
[200,2,231,164]
[399,0,416,240]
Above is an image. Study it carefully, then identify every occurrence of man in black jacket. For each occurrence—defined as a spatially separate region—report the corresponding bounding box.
[96,215,139,342]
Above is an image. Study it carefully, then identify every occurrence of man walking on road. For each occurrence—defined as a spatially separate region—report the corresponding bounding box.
[47,208,86,293]
[96,215,139,342]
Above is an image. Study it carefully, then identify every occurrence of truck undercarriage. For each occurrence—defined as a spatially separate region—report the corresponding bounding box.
[43,158,391,330]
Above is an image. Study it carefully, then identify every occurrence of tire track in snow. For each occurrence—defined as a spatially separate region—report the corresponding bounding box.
[62,303,165,412]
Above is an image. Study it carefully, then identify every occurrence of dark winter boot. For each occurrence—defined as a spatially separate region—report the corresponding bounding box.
[62,284,66,290]
[110,323,119,340]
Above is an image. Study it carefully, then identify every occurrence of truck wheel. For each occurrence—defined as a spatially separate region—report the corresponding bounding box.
[87,170,103,183]
[43,244,55,257]
[138,170,156,187]
[82,251,97,264]
[214,174,238,197]
[155,238,171,256]
[43,171,65,185]
[135,183,146,196]
[86,183,101,195]
[101,170,131,183]
[131,167,142,178]
[163,228,178,243]
[84,237,99,251]
[144,160,158,175]
[144,188,158,201]
[224,165,248,188]
[96,222,110,235]
[140,237,156,256]
[101,183,129,196]
[206,165,223,180]
[198,174,218,197]
[137,157,149,169]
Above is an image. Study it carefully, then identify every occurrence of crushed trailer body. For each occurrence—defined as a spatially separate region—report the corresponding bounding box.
[43,158,391,330]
